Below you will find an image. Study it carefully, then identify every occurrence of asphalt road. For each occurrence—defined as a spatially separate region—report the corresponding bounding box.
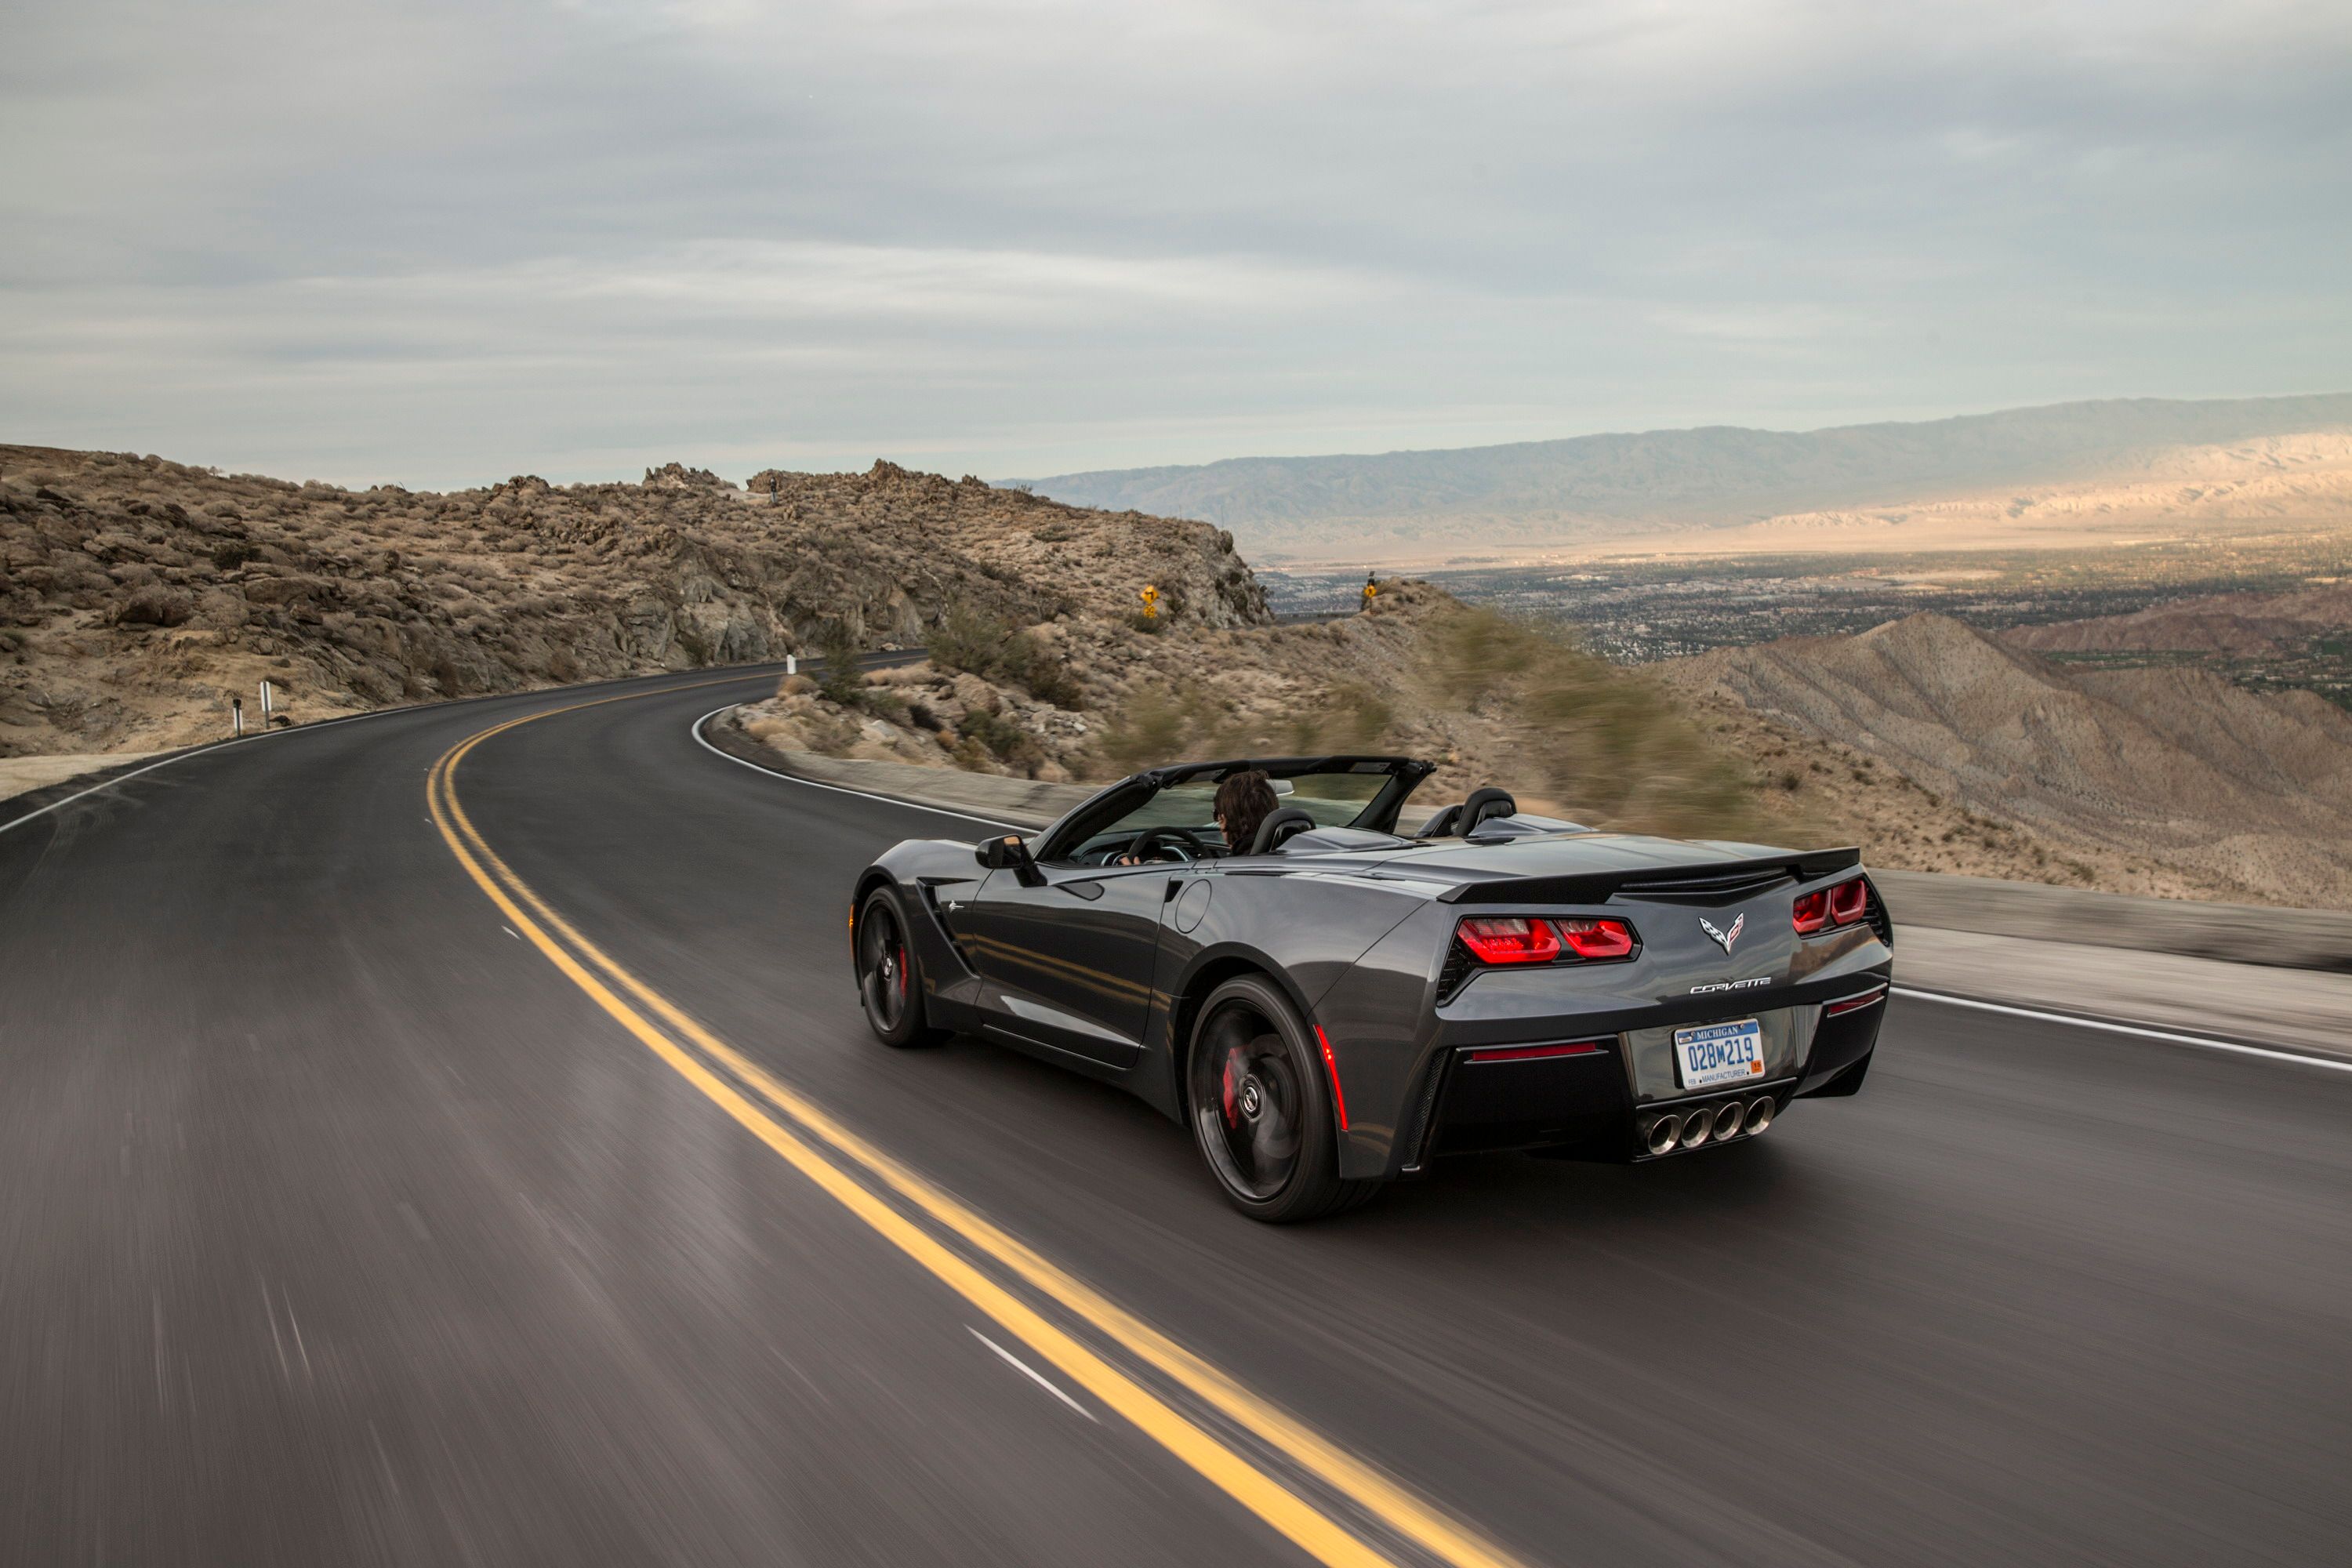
[4,666,2347,1566]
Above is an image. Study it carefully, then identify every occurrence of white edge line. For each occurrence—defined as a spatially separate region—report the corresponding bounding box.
[967,1327,1097,1421]
[1891,985,2352,1075]
[690,706,1033,833]
[0,748,232,837]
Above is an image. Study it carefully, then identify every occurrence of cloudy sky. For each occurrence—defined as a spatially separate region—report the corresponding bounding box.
[4,0,2347,488]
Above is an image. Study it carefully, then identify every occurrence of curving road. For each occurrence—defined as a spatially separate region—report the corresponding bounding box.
[4,666,2348,1566]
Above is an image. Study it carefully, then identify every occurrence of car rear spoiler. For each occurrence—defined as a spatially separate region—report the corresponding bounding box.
[1437,846,1864,906]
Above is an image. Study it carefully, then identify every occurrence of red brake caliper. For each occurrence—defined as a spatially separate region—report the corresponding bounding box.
[1221,1049,1240,1127]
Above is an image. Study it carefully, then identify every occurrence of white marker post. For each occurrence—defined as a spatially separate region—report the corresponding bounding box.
[259,680,273,728]
[786,655,797,677]
[231,695,244,738]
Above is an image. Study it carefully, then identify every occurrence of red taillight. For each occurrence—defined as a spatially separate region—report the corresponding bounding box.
[1559,918,1635,960]
[1456,916,1560,964]
[1454,916,1637,966]
[1796,877,1871,935]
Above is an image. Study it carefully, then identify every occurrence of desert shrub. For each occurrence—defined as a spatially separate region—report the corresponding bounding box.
[1015,647,1083,709]
[1419,604,1760,838]
[1286,681,1392,754]
[858,688,909,724]
[815,622,864,703]
[796,708,862,757]
[929,601,1001,676]
[930,601,1082,709]
[1088,680,1259,775]
[1127,612,1167,635]
[957,709,1044,773]
[211,541,260,571]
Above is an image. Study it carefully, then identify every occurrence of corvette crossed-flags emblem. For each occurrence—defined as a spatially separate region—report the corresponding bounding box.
[1699,912,1745,953]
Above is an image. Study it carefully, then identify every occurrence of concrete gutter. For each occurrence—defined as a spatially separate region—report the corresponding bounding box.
[0,751,165,805]
[1871,869,2352,976]
[702,713,1089,827]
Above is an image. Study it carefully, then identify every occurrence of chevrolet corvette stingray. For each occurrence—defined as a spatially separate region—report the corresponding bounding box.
[849,756,1892,1221]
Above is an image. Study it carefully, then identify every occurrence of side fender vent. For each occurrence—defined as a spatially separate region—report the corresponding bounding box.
[1436,940,1475,1004]
[1864,876,1894,946]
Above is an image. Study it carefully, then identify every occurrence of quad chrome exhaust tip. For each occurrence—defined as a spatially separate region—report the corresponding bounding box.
[1645,1095,1779,1156]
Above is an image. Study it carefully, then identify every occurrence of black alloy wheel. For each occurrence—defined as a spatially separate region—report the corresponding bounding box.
[1185,975,1376,1223]
[857,888,944,1047]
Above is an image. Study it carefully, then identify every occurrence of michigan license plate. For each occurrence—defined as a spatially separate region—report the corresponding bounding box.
[1675,1019,1766,1089]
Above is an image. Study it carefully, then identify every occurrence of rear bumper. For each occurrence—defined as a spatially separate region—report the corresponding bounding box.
[1366,963,1892,1178]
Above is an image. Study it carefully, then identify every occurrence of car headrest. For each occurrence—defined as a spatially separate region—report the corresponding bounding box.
[1459,786,1517,835]
[1250,808,1318,855]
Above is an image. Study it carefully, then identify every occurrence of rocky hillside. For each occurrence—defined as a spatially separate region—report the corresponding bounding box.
[1662,615,2352,908]
[0,445,1263,756]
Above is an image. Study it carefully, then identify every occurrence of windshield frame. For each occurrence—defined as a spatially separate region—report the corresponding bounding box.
[1033,755,1435,864]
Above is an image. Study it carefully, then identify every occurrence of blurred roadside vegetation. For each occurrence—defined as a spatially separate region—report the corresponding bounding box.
[1089,600,1769,840]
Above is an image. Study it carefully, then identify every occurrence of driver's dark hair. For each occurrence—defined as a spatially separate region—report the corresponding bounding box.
[1214,769,1279,853]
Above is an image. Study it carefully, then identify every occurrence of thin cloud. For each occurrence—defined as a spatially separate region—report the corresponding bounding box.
[2,0,2347,486]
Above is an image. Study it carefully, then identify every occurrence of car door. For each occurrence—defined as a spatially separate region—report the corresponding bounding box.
[952,860,1170,1069]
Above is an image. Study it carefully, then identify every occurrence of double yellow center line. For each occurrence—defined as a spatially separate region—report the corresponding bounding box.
[426,685,1527,1568]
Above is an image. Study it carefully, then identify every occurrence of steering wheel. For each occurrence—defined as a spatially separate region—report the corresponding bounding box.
[1127,826,1209,865]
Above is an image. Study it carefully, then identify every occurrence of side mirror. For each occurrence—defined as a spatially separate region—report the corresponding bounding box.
[975,834,1044,884]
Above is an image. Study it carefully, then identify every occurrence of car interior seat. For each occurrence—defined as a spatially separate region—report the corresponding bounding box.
[1250,807,1319,855]
[1422,786,1518,837]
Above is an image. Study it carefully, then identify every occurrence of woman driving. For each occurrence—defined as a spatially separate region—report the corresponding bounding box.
[1209,769,1279,855]
[1120,768,1280,862]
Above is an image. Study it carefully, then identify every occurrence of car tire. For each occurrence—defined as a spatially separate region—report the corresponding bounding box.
[855,887,946,1048]
[1186,975,1378,1223]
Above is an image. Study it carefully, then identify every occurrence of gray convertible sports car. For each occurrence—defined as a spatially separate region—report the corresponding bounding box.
[849,755,1893,1221]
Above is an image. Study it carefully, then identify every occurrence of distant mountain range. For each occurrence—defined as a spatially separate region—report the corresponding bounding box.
[1019,394,2352,561]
